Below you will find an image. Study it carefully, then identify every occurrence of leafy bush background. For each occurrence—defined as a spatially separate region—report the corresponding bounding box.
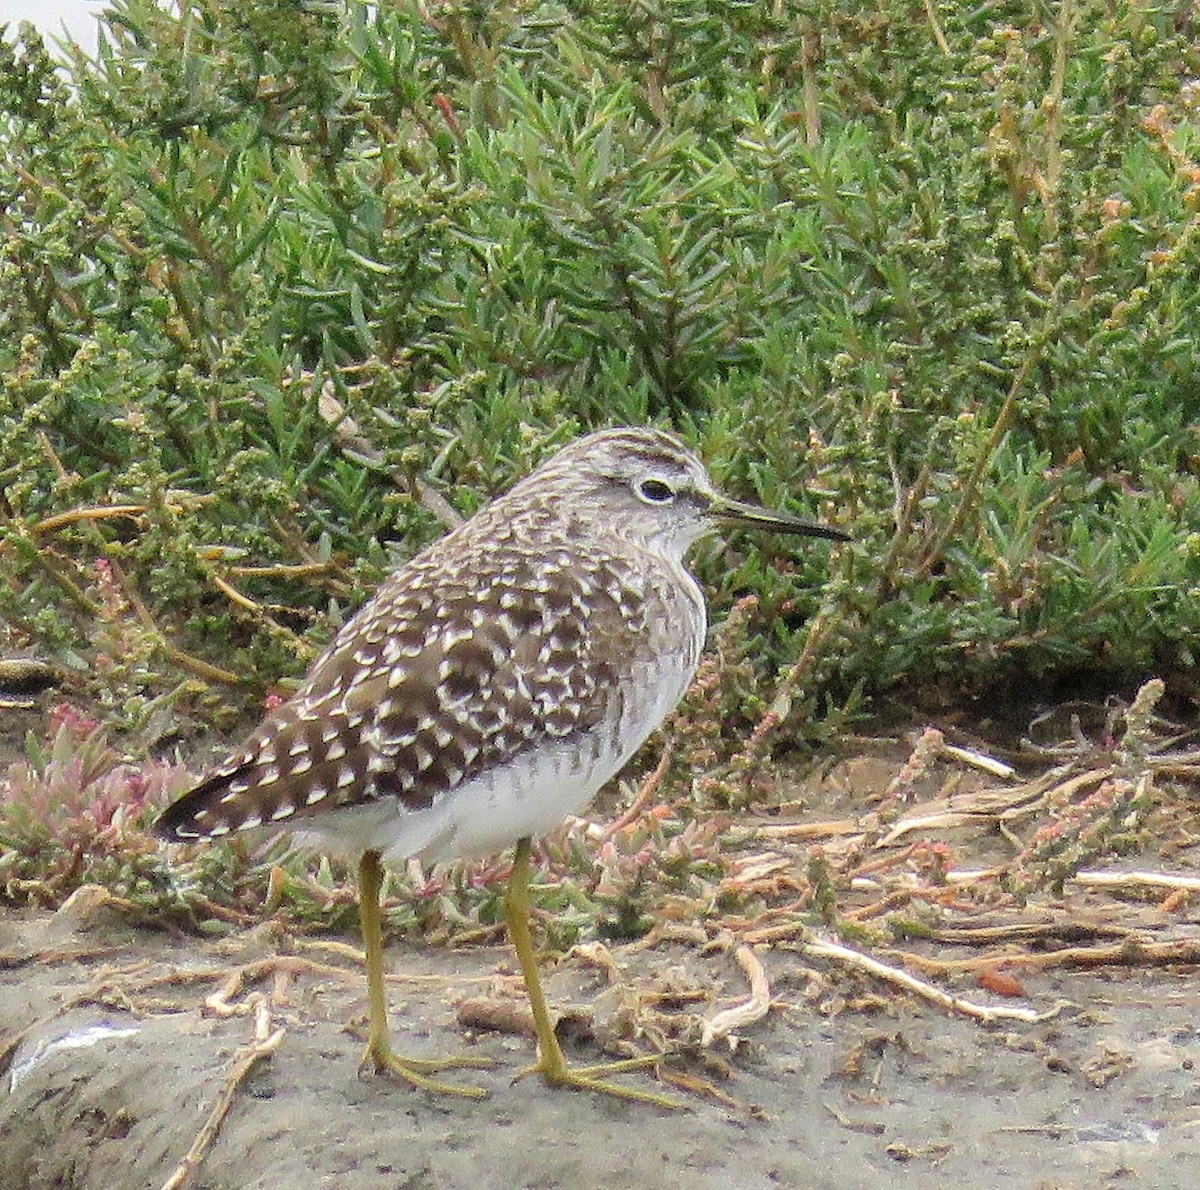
[3,0,1200,749]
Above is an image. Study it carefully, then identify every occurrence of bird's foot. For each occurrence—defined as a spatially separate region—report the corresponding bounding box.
[518,1050,681,1109]
[360,1038,492,1099]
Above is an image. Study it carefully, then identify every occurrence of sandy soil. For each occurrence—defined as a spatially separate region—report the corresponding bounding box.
[4,690,1200,1190]
[2,888,1198,1190]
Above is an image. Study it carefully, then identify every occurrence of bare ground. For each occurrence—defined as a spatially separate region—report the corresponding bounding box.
[3,713,1200,1190]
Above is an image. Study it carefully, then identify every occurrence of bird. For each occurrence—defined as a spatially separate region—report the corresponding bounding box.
[154,426,848,1106]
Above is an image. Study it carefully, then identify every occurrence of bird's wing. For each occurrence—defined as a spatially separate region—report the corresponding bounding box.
[154,552,644,841]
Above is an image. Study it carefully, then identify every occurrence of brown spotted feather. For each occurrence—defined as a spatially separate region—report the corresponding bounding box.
[154,512,671,842]
[151,427,807,854]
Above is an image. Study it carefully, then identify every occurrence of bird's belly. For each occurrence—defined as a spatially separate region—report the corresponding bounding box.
[402,740,618,863]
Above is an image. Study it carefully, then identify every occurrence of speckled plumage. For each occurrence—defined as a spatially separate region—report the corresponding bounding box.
[156,429,725,860]
[155,425,847,1103]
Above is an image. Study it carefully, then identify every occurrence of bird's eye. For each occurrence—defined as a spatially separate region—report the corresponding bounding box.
[636,478,676,505]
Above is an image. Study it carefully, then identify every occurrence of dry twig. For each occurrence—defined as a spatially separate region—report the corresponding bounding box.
[1072,869,1200,894]
[159,998,285,1190]
[701,946,772,1048]
[802,937,1059,1024]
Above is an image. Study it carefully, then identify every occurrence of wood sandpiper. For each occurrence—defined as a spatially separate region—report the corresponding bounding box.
[154,426,847,1106]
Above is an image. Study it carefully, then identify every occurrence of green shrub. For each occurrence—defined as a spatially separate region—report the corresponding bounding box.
[2,1,1199,744]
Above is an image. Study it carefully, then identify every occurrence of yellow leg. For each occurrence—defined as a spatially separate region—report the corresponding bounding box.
[505,836,679,1109]
[358,849,490,1099]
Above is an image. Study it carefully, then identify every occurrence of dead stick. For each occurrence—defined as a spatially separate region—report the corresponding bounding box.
[998,938,1200,972]
[702,946,771,1047]
[754,819,861,841]
[1072,870,1200,893]
[159,999,285,1190]
[888,935,1200,976]
[29,504,147,535]
[804,937,1057,1024]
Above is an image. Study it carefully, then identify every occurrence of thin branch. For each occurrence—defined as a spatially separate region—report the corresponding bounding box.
[159,999,285,1190]
[803,937,1058,1024]
[913,346,1041,581]
[701,946,772,1047]
[923,0,950,56]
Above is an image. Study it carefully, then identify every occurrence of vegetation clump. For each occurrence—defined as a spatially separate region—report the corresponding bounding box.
[2,3,1200,921]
